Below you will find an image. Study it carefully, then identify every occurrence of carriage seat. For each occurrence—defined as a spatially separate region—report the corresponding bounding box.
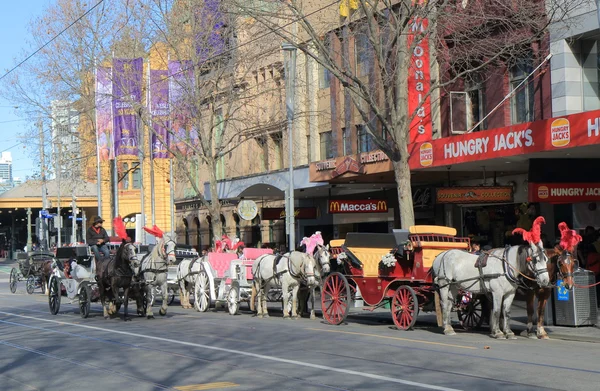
[344,247,393,277]
[207,252,239,279]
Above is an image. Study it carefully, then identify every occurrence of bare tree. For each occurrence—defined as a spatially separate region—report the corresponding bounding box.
[234,0,584,228]
[145,0,284,241]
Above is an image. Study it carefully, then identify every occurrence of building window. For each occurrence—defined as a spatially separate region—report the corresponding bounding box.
[342,127,352,156]
[450,86,485,133]
[320,131,333,160]
[510,56,534,124]
[318,35,331,89]
[183,218,189,245]
[272,133,283,170]
[120,162,129,190]
[256,136,268,171]
[132,165,141,189]
[306,134,312,163]
[194,217,201,250]
[357,125,376,153]
[355,32,371,77]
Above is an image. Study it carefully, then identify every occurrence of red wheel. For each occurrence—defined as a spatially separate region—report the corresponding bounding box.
[391,285,418,330]
[321,272,350,325]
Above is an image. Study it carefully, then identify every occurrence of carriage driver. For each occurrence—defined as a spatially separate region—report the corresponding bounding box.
[86,216,110,262]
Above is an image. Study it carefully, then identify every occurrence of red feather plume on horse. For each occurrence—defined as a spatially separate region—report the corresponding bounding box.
[113,216,130,242]
[143,225,164,239]
[512,216,545,244]
[558,222,582,252]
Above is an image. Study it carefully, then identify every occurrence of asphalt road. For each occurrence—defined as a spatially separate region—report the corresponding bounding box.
[0,265,599,391]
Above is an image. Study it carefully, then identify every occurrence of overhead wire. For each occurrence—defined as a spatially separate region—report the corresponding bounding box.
[0,0,106,84]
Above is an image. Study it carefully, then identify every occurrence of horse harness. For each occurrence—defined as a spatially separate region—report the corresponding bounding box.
[137,239,176,283]
[437,246,547,293]
[255,253,311,286]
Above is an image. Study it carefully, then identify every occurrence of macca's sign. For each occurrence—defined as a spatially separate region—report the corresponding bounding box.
[328,200,388,214]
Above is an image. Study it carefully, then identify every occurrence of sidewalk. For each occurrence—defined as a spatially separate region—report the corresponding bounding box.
[346,299,600,343]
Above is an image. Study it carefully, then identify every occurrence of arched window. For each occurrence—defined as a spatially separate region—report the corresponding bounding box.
[194,217,201,251]
[132,164,141,189]
[251,215,261,247]
[220,214,226,236]
[207,216,213,248]
[233,213,241,239]
[183,218,189,245]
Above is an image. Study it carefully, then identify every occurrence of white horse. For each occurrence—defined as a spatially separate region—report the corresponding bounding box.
[251,251,317,319]
[137,234,177,318]
[432,242,550,339]
[177,255,204,309]
[303,244,331,319]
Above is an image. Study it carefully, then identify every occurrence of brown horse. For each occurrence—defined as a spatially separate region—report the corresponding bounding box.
[522,247,576,339]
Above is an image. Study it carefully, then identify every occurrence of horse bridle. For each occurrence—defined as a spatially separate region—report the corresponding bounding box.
[555,250,574,281]
[525,245,549,280]
[313,245,330,274]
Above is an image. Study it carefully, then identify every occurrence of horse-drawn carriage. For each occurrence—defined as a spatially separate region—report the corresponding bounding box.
[193,247,274,315]
[48,245,100,318]
[322,225,477,330]
[9,251,55,295]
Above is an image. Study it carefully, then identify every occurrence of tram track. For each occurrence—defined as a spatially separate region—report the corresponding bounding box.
[0,315,352,391]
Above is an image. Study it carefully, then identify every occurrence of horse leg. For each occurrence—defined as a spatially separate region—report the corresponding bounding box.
[291,285,300,319]
[489,291,505,339]
[501,292,517,339]
[439,284,455,335]
[521,289,536,338]
[310,287,316,320]
[99,285,109,319]
[536,289,551,339]
[146,283,155,319]
[282,281,291,319]
[159,281,168,316]
[261,284,269,318]
[179,279,187,309]
[123,286,131,321]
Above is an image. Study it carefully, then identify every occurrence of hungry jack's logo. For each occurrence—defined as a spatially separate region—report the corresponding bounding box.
[550,118,570,148]
[419,142,433,167]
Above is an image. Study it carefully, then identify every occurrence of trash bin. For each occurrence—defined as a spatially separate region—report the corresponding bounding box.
[554,269,598,327]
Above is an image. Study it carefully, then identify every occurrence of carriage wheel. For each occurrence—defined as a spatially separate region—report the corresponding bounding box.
[79,285,91,319]
[391,285,419,330]
[194,270,211,312]
[457,294,485,330]
[321,272,350,325]
[9,268,18,293]
[48,277,61,315]
[26,276,35,295]
[167,287,176,306]
[227,282,240,316]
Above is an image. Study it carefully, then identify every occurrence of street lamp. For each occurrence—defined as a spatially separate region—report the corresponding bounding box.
[282,42,297,251]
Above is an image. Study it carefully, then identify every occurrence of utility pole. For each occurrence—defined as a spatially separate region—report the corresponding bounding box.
[55,140,62,247]
[26,208,32,252]
[39,120,48,251]
[282,43,297,251]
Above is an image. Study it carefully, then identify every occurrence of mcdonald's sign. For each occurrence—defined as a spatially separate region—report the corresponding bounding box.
[328,200,388,214]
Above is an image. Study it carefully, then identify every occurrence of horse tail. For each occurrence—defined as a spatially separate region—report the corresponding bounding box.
[250,282,257,312]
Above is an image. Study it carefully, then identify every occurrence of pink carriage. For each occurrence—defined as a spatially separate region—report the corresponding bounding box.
[193,247,273,314]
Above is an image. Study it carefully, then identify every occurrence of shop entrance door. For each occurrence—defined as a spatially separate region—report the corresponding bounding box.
[355,221,389,233]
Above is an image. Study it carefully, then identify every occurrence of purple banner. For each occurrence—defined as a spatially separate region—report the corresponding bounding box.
[168,60,195,155]
[112,58,143,156]
[196,0,226,62]
[96,66,114,161]
[150,69,170,159]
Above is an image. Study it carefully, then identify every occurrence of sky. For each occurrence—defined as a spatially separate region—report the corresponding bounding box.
[0,1,52,180]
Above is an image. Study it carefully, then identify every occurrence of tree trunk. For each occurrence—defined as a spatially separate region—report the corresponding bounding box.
[207,161,223,243]
[392,157,415,229]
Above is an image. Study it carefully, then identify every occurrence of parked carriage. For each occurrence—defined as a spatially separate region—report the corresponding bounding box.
[9,251,55,295]
[194,248,274,314]
[322,225,483,330]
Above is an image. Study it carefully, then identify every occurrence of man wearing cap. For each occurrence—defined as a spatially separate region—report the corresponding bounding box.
[86,216,110,262]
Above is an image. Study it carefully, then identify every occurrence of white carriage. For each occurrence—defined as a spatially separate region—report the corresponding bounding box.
[48,246,99,318]
[194,248,273,315]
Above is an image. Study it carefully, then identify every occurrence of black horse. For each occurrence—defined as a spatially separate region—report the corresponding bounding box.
[95,241,139,321]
